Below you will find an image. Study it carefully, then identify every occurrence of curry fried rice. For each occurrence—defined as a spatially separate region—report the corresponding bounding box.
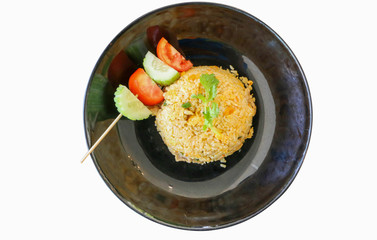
[155,66,256,165]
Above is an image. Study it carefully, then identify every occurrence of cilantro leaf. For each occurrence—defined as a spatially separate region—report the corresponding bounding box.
[191,93,206,102]
[191,73,221,134]
[200,74,219,101]
[202,102,219,133]
[203,106,211,130]
[181,102,192,108]
[210,102,219,118]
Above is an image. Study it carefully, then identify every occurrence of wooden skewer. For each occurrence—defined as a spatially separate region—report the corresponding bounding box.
[81,113,123,163]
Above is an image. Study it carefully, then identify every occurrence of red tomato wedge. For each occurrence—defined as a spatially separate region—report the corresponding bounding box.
[156,37,193,72]
[128,68,164,106]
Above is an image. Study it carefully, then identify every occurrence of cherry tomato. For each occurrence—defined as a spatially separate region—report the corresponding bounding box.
[156,37,193,72]
[128,68,164,106]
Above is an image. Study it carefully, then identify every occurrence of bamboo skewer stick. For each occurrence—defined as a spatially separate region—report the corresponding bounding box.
[81,113,123,163]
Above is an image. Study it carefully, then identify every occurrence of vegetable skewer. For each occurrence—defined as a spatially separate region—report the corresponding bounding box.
[81,37,192,163]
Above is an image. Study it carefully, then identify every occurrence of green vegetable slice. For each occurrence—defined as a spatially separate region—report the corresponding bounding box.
[114,84,151,120]
[143,51,180,86]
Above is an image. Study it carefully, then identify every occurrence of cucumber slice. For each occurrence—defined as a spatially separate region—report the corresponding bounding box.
[114,85,151,120]
[143,51,180,86]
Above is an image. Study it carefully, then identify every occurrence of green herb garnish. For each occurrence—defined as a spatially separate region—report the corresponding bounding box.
[181,102,192,108]
[192,74,219,103]
[203,102,220,134]
[191,74,220,134]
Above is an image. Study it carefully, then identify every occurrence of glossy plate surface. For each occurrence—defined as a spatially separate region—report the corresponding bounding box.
[84,2,312,230]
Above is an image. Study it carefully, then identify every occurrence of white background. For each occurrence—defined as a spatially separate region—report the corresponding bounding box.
[1,0,376,239]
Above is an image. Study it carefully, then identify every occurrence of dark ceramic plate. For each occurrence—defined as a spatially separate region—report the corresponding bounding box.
[84,2,312,230]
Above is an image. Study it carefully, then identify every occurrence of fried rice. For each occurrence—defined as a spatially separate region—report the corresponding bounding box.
[155,66,256,165]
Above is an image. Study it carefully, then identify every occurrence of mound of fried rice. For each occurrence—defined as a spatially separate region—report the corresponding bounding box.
[155,66,256,166]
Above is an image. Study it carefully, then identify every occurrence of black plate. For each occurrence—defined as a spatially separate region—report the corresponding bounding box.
[84,2,312,230]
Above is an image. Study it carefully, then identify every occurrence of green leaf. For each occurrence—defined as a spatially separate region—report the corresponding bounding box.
[181,102,192,108]
[86,74,116,123]
[191,93,206,102]
[202,102,219,132]
[210,102,219,119]
[203,106,212,124]
[191,73,220,134]
[200,74,219,101]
